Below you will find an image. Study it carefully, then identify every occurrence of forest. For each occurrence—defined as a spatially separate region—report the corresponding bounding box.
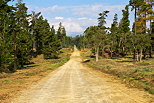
[1,0,154,73]
[0,0,154,102]
[0,0,67,72]
[72,0,154,62]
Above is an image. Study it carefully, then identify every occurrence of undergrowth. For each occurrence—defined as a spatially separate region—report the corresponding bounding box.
[82,50,154,94]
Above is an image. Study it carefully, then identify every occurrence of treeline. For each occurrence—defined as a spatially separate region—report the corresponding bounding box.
[75,0,154,62]
[66,35,84,49]
[0,0,66,72]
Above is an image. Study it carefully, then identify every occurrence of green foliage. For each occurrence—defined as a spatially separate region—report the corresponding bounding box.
[119,5,130,33]
[117,5,130,55]
[0,0,66,72]
[76,1,154,62]
[84,26,106,48]
[56,22,66,48]
[134,68,141,73]
[109,13,119,57]
[110,13,118,34]
[42,25,61,59]
[98,10,109,29]
[14,2,32,69]
[144,68,153,72]
[66,35,84,49]
[84,25,107,61]
[0,0,15,72]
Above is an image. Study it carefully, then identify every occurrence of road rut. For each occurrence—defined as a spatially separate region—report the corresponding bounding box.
[11,50,153,103]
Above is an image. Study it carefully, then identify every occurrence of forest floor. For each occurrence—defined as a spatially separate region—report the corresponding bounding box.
[7,49,154,103]
[0,48,70,103]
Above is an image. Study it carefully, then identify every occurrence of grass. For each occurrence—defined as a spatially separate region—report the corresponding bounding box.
[0,48,71,103]
[81,49,154,94]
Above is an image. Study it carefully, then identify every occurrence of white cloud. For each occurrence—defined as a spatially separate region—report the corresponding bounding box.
[78,17,88,20]
[27,4,127,36]
[40,5,64,13]
[72,4,125,18]
[47,17,92,36]
[55,16,64,20]
[72,5,102,17]
[63,22,84,33]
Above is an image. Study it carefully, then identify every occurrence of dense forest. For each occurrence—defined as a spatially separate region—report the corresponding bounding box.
[73,0,154,62]
[0,0,67,72]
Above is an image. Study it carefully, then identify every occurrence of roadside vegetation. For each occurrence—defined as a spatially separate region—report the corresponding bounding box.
[70,0,154,95]
[0,48,71,103]
[82,49,154,94]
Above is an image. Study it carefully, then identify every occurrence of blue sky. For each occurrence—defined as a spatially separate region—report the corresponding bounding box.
[10,0,132,36]
[23,0,128,7]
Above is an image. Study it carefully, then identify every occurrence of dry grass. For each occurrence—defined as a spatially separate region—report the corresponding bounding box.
[81,50,154,94]
[0,48,71,103]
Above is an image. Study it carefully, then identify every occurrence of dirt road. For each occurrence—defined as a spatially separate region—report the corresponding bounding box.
[11,50,153,103]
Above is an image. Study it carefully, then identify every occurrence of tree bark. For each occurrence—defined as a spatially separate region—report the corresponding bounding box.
[134,7,137,36]
[143,49,146,59]
[96,47,99,62]
[149,46,153,58]
[133,49,136,60]
[13,29,17,72]
[110,47,113,59]
[149,19,153,58]
[133,8,137,61]
[139,48,143,62]
[136,51,139,61]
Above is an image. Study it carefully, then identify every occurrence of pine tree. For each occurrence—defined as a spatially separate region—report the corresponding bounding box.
[49,25,61,58]
[0,0,67,73]
[61,27,66,47]
[42,20,53,59]
[84,26,106,61]
[109,13,118,58]
[0,0,14,72]
[129,0,143,59]
[30,11,41,57]
[34,16,44,55]
[57,22,66,48]
[42,24,61,59]
[13,1,31,70]
[98,10,109,29]
[130,0,154,61]
[144,0,154,58]
[118,5,130,56]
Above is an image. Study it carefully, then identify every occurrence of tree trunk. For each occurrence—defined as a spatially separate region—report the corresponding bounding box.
[83,43,85,51]
[102,46,105,57]
[0,51,1,70]
[110,47,113,59]
[135,7,137,36]
[143,49,146,59]
[133,8,137,61]
[96,47,99,62]
[139,48,143,62]
[149,19,153,58]
[149,46,153,58]
[136,51,139,61]
[13,30,17,72]
[31,29,35,58]
[133,49,136,60]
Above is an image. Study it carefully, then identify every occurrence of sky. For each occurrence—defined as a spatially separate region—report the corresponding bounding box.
[10,0,132,36]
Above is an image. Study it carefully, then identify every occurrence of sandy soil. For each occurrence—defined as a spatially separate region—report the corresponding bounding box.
[11,50,153,103]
